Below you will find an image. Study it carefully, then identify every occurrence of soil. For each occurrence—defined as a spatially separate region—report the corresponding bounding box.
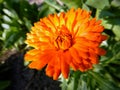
[0,52,61,90]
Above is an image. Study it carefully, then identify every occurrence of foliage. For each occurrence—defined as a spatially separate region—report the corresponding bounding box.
[0,0,120,90]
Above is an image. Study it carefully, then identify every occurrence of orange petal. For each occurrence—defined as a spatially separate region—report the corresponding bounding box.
[63,51,72,65]
[46,65,54,77]
[70,61,79,71]
[25,49,41,55]
[78,63,86,72]
[24,49,42,61]
[72,45,89,59]
[53,69,61,80]
[92,25,104,32]
[94,47,106,55]
[82,59,93,69]
[59,12,65,26]
[65,8,76,32]
[89,52,99,64]
[97,48,106,55]
[73,44,88,52]
[78,51,89,59]
[61,55,70,78]
[25,53,41,61]
[29,60,46,70]
[42,17,56,33]
[83,32,101,41]
[75,37,99,47]
[101,35,108,41]
[69,47,82,63]
[28,49,56,70]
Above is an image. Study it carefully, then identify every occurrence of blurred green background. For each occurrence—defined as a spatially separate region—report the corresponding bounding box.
[0,0,120,90]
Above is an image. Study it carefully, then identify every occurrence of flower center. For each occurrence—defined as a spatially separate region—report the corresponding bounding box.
[54,32,72,50]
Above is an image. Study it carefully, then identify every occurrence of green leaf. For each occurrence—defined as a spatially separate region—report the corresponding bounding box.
[3,8,18,19]
[61,0,82,9]
[0,81,10,90]
[87,75,97,90]
[38,3,56,18]
[88,71,120,90]
[1,23,10,29]
[102,17,120,30]
[82,4,90,11]
[2,26,25,48]
[60,78,68,90]
[99,10,115,18]
[73,71,81,90]
[113,25,120,39]
[102,20,113,29]
[67,81,74,90]
[74,71,80,90]
[104,41,120,65]
[86,0,109,9]
[108,18,120,25]
[111,0,120,7]
[23,17,32,31]
[0,0,3,3]
[108,64,120,79]
[44,0,64,11]
[67,71,87,90]
[77,75,88,90]
[79,80,87,90]
[2,15,12,23]
[19,0,38,22]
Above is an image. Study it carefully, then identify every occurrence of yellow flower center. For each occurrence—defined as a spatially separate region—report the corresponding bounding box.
[54,31,72,50]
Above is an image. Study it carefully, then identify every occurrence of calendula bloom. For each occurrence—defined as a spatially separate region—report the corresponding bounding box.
[25,8,107,80]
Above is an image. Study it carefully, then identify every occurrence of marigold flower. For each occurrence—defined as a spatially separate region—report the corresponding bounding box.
[24,8,107,80]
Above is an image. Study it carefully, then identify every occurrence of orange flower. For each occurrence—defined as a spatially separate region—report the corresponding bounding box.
[24,8,107,80]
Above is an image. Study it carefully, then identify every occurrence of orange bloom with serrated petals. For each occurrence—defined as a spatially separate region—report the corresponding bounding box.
[24,8,107,80]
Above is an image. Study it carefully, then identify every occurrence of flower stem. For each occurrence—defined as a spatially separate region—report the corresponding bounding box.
[95,9,101,20]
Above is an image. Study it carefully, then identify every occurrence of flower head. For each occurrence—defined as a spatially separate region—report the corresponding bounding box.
[24,8,107,80]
